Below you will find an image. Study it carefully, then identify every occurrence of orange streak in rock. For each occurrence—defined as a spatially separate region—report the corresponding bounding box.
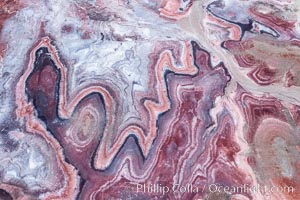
[94,42,197,169]
[207,13,241,41]
[159,0,191,20]
[15,37,79,200]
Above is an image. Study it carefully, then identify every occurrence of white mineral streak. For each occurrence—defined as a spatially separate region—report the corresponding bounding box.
[0,4,44,124]
[0,131,62,193]
[178,0,300,106]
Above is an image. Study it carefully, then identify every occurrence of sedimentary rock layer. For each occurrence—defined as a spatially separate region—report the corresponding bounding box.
[0,0,299,199]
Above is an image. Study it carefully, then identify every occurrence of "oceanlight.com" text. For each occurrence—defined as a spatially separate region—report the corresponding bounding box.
[136,183,295,196]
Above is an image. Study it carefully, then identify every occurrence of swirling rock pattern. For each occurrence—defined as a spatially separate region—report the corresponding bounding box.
[0,0,299,200]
